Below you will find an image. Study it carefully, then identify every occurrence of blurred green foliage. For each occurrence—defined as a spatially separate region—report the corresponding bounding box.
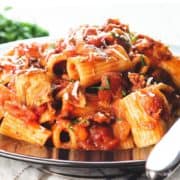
[0,14,49,43]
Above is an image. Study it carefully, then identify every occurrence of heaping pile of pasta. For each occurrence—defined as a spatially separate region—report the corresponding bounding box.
[0,19,179,150]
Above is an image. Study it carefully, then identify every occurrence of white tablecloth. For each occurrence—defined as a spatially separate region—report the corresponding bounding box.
[0,157,92,180]
[0,156,180,180]
[0,1,179,179]
[0,156,71,180]
[0,156,128,180]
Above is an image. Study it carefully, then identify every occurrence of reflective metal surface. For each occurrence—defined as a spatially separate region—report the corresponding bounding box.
[0,135,150,178]
[0,134,152,167]
[146,119,180,179]
[0,134,151,177]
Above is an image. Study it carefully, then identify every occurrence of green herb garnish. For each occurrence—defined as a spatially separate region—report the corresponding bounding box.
[88,86,102,90]
[140,55,147,66]
[116,117,123,122]
[71,118,80,125]
[111,32,120,39]
[37,98,44,104]
[80,118,89,126]
[129,32,138,44]
[69,79,76,83]
[68,118,80,131]
[90,76,110,90]
[111,32,131,52]
[122,89,127,97]
[68,124,74,131]
[103,76,110,90]
[68,118,89,131]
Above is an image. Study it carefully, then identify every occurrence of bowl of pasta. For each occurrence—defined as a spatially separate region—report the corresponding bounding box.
[0,19,179,178]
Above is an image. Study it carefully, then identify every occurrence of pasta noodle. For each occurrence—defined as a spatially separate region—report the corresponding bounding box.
[67,45,132,87]
[115,84,171,147]
[15,70,52,106]
[52,119,77,149]
[0,18,179,150]
[47,53,67,77]
[0,113,51,146]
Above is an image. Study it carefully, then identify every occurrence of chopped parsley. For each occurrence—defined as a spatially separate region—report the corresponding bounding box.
[90,76,110,90]
[116,117,123,122]
[122,89,127,97]
[103,76,111,90]
[69,79,76,83]
[111,32,131,52]
[68,118,89,130]
[71,118,80,125]
[37,98,44,104]
[129,32,138,44]
[68,124,74,131]
[68,118,79,131]
[111,32,120,39]
[80,118,89,126]
[140,55,147,66]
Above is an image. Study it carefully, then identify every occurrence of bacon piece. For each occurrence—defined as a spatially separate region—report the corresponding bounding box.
[103,19,129,32]
[74,125,88,141]
[98,72,124,105]
[84,27,98,37]
[128,72,146,91]
[139,90,169,121]
[32,104,47,118]
[13,43,42,59]
[133,34,172,64]
[89,125,119,150]
[113,120,131,141]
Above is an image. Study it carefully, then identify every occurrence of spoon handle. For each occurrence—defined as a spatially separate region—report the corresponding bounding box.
[146,118,180,179]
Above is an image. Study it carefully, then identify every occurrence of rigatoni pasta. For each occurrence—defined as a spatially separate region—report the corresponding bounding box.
[52,119,77,149]
[15,70,52,106]
[115,85,169,147]
[67,46,132,87]
[0,18,179,150]
[0,113,51,146]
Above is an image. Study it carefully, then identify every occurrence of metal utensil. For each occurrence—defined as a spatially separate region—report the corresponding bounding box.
[146,118,180,179]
